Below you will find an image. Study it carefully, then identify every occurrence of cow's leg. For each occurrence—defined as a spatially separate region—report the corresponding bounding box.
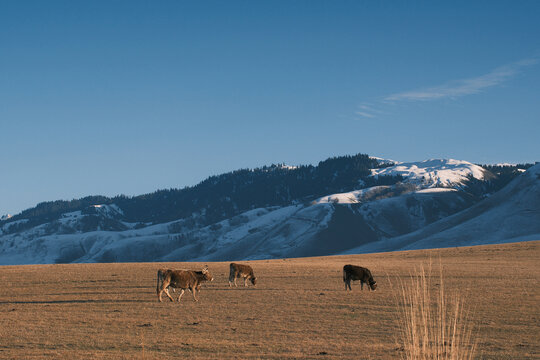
[191,287,199,302]
[229,273,234,287]
[344,277,351,291]
[163,287,174,302]
[234,277,238,287]
[159,280,174,302]
[158,277,166,302]
[244,277,248,287]
[177,289,185,303]
[193,286,201,299]
[360,281,364,290]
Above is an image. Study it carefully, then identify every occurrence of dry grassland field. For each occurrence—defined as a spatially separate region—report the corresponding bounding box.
[0,241,538,359]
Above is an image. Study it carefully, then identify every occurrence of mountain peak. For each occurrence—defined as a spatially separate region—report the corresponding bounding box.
[371,158,487,188]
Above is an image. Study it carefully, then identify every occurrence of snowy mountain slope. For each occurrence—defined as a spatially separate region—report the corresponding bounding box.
[344,163,540,254]
[0,204,332,264]
[0,184,475,264]
[0,157,536,265]
[0,204,135,239]
[371,159,488,188]
[165,186,474,260]
[281,188,474,258]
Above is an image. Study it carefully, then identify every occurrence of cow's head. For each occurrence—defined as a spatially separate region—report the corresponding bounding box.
[369,279,377,291]
[250,276,257,286]
[202,266,214,281]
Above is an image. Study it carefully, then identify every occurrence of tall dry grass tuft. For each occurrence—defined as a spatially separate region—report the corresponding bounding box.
[392,262,477,360]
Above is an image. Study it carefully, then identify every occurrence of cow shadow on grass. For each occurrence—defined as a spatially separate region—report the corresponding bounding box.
[207,287,268,291]
[0,299,147,305]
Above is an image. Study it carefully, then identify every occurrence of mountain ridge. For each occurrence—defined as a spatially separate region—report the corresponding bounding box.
[0,155,537,265]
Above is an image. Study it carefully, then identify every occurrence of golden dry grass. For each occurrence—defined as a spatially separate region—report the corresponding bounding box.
[393,263,477,360]
[0,241,538,359]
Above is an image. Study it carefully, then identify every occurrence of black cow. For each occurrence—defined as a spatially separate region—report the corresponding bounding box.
[343,265,377,291]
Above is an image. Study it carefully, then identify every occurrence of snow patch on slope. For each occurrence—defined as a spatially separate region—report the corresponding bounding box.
[371,159,486,188]
[91,204,124,216]
[314,185,458,205]
[370,156,398,166]
[415,188,457,194]
[314,186,389,204]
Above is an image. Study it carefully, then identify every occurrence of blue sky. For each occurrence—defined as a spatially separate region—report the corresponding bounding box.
[1,1,539,216]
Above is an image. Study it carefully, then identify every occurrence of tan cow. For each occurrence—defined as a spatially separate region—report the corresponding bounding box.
[157,266,214,302]
[229,263,257,287]
[157,268,178,293]
[157,268,170,288]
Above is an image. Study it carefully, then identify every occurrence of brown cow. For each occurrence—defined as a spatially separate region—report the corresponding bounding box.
[229,263,257,287]
[157,268,170,288]
[157,266,214,302]
[157,268,179,293]
[343,265,377,291]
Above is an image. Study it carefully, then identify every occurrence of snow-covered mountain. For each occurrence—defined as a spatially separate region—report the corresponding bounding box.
[0,158,537,265]
[371,159,488,188]
[0,186,474,264]
[344,163,540,254]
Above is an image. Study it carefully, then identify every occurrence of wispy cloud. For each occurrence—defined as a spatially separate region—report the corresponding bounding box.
[384,57,538,102]
[353,56,538,120]
[354,103,386,119]
[355,111,375,118]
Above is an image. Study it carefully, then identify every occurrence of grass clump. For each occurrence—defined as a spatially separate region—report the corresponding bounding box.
[393,263,477,360]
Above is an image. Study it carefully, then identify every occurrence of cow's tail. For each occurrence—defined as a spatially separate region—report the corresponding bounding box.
[343,267,347,282]
[229,263,235,282]
[157,270,163,296]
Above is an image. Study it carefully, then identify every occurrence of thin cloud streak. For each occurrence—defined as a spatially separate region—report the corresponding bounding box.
[384,57,539,102]
[354,102,389,119]
[355,111,375,118]
[353,56,538,120]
